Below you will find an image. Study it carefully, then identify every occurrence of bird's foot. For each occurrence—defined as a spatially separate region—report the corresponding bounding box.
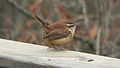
[48,46,68,51]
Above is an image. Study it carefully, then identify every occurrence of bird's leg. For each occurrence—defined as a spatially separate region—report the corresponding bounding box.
[49,46,68,51]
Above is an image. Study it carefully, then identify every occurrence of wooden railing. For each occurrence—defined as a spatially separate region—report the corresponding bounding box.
[0,38,120,68]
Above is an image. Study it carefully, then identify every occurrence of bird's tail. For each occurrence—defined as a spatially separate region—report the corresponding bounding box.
[33,14,50,32]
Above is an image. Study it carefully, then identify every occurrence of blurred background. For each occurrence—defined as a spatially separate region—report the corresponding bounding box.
[0,0,120,58]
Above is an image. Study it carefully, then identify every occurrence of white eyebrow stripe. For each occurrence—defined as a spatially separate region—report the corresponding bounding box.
[66,24,74,26]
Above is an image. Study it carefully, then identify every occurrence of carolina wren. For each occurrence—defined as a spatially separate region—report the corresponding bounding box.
[33,14,77,49]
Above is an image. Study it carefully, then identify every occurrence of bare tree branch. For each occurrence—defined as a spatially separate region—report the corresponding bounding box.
[7,0,33,19]
[95,0,104,55]
[104,0,114,40]
[81,0,92,41]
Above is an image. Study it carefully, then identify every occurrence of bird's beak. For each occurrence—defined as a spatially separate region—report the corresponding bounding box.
[73,22,80,33]
[72,25,76,33]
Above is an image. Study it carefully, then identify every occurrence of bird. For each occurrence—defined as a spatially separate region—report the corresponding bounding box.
[33,14,77,50]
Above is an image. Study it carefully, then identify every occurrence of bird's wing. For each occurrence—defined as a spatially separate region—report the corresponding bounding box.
[44,30,71,40]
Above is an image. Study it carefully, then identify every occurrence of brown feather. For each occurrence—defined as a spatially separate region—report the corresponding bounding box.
[33,14,50,32]
[44,29,71,40]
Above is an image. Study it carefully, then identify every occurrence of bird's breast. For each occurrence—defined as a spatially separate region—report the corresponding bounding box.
[46,28,75,46]
[46,33,73,46]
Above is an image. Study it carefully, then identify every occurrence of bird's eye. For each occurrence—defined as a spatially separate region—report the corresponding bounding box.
[66,24,74,27]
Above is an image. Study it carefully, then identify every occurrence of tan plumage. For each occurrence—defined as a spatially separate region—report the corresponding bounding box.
[33,14,76,48]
